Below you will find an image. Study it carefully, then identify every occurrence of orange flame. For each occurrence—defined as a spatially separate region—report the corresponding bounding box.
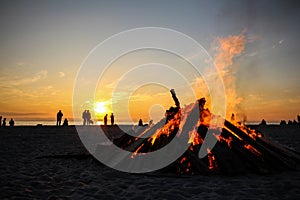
[207,148,219,172]
[214,31,246,119]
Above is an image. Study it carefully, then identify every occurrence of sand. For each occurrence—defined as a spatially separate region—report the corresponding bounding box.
[0,125,299,199]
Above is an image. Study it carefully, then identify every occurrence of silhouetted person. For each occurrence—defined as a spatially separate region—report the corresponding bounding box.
[138,119,143,126]
[86,110,91,125]
[149,120,153,126]
[2,118,6,127]
[260,119,267,125]
[104,114,108,126]
[9,118,14,126]
[280,120,286,125]
[82,110,87,125]
[0,116,2,126]
[298,115,300,124]
[110,113,114,125]
[231,113,235,122]
[56,110,63,126]
[63,118,68,126]
[288,120,293,125]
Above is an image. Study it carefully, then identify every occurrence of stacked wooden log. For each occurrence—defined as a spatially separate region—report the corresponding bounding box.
[104,91,300,175]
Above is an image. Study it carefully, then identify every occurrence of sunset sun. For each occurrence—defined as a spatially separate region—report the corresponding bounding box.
[94,102,107,114]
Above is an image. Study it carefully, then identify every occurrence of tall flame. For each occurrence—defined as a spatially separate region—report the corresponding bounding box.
[213,31,246,119]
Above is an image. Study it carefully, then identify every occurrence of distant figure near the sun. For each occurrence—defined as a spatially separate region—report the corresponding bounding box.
[9,118,14,126]
[138,119,143,126]
[110,113,114,125]
[63,118,68,126]
[86,110,92,125]
[82,110,87,125]
[56,110,63,126]
[260,119,267,126]
[231,113,235,122]
[104,114,108,126]
[2,118,6,127]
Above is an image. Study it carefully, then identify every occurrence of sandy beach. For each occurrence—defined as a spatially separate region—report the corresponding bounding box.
[0,125,299,199]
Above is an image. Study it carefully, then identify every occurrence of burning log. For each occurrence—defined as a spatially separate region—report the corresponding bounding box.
[112,89,181,153]
[223,120,300,172]
[102,90,300,175]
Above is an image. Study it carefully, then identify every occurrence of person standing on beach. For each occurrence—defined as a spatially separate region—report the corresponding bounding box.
[138,119,143,126]
[9,118,14,126]
[0,116,2,127]
[2,118,6,126]
[104,114,108,126]
[56,110,63,126]
[110,113,114,125]
[82,110,87,125]
[63,118,68,126]
[86,110,91,125]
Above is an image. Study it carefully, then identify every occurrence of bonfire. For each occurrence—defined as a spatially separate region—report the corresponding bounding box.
[106,90,300,175]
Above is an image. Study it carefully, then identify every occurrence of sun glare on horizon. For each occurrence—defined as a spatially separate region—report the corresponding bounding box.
[94,102,107,115]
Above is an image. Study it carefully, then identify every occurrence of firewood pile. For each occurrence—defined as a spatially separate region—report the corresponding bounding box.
[105,90,300,175]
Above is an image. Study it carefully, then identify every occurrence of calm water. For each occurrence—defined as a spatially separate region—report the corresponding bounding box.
[12,120,279,126]
[13,120,135,126]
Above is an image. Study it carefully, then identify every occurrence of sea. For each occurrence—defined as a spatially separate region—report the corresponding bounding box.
[14,120,278,126]
[13,120,135,126]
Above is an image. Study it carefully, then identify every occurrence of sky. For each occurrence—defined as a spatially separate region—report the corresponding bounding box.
[0,0,299,123]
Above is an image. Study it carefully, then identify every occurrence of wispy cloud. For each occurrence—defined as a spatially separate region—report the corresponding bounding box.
[58,72,65,78]
[0,112,48,116]
[246,52,258,57]
[278,39,284,44]
[246,34,262,43]
[271,39,285,49]
[248,94,264,101]
[288,96,300,104]
[0,70,48,86]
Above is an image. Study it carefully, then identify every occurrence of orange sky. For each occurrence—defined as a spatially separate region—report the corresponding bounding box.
[1,32,299,124]
[1,1,299,124]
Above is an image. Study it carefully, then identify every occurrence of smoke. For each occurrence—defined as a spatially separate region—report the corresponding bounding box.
[213,31,246,119]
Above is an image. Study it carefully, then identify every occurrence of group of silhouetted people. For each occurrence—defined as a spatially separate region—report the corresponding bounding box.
[0,116,14,127]
[103,113,114,125]
[82,110,93,125]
